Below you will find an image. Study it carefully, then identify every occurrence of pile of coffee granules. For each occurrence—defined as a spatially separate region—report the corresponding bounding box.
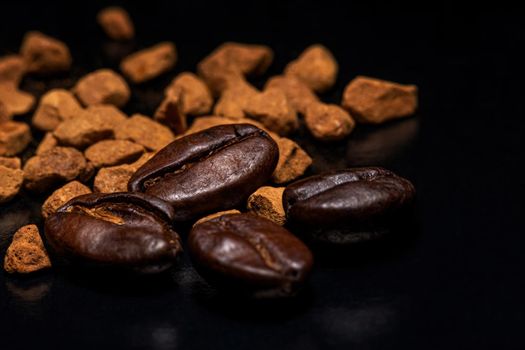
[1,6,417,298]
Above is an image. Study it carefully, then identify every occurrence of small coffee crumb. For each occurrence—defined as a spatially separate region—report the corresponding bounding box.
[36,132,58,155]
[304,103,355,141]
[20,31,72,74]
[272,137,312,184]
[41,181,92,218]
[3,224,52,274]
[120,42,177,83]
[93,164,137,193]
[85,104,129,133]
[265,75,319,115]
[284,44,338,93]
[200,42,273,77]
[164,72,213,116]
[0,156,21,169]
[214,79,259,118]
[115,114,175,151]
[0,121,32,157]
[198,60,243,97]
[244,88,299,136]
[93,152,154,193]
[247,186,286,225]
[0,165,24,204]
[52,105,127,149]
[84,139,144,168]
[32,89,83,131]
[341,76,418,124]
[0,55,26,85]
[93,165,134,193]
[217,42,274,76]
[23,146,87,192]
[73,69,130,107]
[53,113,114,149]
[193,209,241,227]
[154,92,187,134]
[97,7,135,41]
[0,83,35,117]
[198,42,273,95]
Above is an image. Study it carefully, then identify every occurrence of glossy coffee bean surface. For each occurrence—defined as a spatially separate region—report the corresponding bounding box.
[189,213,313,297]
[44,192,182,273]
[128,124,279,221]
[283,167,415,244]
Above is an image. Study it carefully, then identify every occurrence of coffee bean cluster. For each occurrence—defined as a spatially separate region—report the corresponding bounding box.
[43,125,415,296]
[1,6,417,298]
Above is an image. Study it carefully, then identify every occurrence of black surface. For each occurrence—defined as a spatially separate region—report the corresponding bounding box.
[1,2,524,349]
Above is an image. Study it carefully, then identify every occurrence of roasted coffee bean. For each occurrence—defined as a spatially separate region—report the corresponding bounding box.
[44,192,182,273]
[283,167,415,244]
[128,124,279,221]
[189,213,313,297]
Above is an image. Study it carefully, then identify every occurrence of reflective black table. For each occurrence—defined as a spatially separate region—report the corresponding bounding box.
[1,2,523,349]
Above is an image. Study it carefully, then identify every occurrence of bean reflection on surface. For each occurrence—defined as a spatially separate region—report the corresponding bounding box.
[5,278,52,303]
[346,118,419,166]
[317,300,398,343]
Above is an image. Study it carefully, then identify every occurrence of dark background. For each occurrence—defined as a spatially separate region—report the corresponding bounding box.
[1,1,524,349]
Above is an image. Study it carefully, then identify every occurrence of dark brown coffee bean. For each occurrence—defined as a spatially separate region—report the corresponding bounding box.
[128,124,279,221]
[283,167,415,244]
[188,213,313,297]
[44,192,182,273]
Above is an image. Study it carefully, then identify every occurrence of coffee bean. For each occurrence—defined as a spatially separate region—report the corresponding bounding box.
[128,124,279,221]
[44,192,182,273]
[283,167,415,244]
[188,213,313,297]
